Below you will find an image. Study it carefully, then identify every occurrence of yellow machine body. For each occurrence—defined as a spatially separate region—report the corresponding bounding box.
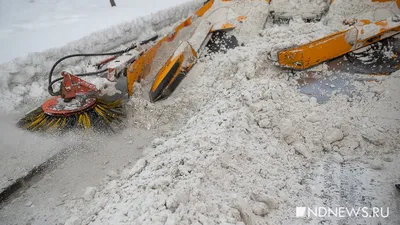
[277,0,400,70]
[126,0,215,95]
[126,0,245,101]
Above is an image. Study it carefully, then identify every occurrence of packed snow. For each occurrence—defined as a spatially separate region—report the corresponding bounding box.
[1,0,400,225]
[270,0,330,20]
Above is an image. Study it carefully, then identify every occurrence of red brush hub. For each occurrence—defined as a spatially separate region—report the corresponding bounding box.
[42,71,99,116]
[60,71,97,100]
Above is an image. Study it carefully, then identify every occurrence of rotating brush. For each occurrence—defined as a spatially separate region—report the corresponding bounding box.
[18,70,126,133]
[17,99,125,133]
[17,35,162,133]
[14,39,150,133]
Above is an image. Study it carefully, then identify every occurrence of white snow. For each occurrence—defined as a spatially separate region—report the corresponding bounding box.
[0,0,195,63]
[83,187,97,202]
[270,0,330,20]
[324,128,344,144]
[325,0,400,30]
[57,53,399,224]
[83,77,122,97]
[0,116,82,193]
[1,0,400,225]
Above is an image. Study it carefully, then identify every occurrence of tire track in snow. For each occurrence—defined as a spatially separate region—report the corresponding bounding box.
[309,156,400,225]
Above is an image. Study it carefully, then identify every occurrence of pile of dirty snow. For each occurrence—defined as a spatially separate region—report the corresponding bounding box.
[45,1,400,224]
[59,46,400,225]
[1,0,400,225]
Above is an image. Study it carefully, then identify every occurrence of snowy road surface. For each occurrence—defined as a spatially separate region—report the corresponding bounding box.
[1,0,400,225]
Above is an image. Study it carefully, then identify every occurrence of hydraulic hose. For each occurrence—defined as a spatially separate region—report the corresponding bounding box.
[48,35,159,96]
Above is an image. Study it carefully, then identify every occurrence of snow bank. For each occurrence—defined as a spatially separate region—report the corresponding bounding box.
[0,0,203,113]
[0,0,196,63]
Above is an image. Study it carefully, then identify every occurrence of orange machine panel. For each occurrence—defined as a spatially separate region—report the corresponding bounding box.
[278,16,400,70]
[278,28,355,70]
[126,0,215,95]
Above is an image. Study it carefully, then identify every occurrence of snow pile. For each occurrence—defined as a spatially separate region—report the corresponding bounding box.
[325,0,400,31]
[0,0,202,113]
[260,19,332,61]
[59,47,400,225]
[270,0,330,20]
[1,0,400,224]
[56,9,400,225]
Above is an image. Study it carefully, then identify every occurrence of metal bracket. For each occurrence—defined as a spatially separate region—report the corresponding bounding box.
[61,71,97,101]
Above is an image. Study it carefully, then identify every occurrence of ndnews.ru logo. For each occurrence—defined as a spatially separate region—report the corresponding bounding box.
[296,207,389,218]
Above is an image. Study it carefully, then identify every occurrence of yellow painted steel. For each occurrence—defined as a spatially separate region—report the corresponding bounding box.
[126,36,168,95]
[165,45,197,89]
[196,0,215,17]
[151,54,184,92]
[278,29,354,70]
[211,23,236,32]
[277,17,400,70]
[237,16,247,22]
[167,58,187,88]
[126,0,215,96]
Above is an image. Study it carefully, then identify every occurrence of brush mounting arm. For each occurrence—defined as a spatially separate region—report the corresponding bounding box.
[60,71,98,102]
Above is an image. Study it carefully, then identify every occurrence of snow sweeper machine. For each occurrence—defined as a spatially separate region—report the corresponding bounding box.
[18,0,400,132]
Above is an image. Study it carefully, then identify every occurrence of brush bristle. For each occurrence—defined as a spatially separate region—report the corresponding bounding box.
[18,99,125,133]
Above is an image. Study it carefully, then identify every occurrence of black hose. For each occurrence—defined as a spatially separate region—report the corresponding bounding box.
[48,35,159,96]
[48,51,128,96]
